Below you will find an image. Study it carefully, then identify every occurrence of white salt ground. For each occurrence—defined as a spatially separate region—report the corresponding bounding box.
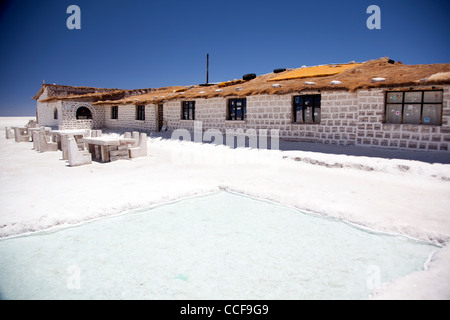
[0,117,449,299]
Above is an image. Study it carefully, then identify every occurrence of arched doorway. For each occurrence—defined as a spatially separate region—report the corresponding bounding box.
[76,107,92,120]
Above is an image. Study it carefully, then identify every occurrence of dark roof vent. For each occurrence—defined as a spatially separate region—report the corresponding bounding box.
[273,68,286,73]
[387,59,396,64]
[243,73,256,81]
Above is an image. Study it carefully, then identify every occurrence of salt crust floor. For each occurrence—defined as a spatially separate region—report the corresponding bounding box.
[0,117,449,299]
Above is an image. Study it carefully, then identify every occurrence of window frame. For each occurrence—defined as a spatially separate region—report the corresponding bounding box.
[227,98,247,121]
[181,101,195,120]
[292,94,321,124]
[384,90,443,126]
[136,105,145,121]
[111,106,118,120]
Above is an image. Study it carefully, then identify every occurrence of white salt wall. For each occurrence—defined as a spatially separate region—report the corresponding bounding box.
[35,86,450,151]
[357,87,450,151]
[104,103,157,132]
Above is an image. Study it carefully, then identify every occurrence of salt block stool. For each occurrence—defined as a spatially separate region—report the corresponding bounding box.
[5,127,15,139]
[68,137,92,167]
[129,132,147,158]
[38,131,58,152]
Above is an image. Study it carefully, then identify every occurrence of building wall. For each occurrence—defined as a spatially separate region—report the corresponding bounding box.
[35,85,450,152]
[163,88,449,151]
[163,92,358,146]
[59,101,104,130]
[36,100,63,129]
[356,86,450,151]
[36,88,62,128]
[103,104,157,132]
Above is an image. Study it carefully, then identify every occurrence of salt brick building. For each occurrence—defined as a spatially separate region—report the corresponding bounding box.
[34,57,450,151]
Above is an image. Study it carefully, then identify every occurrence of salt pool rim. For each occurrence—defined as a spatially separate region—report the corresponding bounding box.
[220,187,443,248]
[0,188,221,241]
[0,186,442,249]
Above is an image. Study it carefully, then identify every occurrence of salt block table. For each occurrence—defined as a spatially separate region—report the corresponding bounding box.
[80,137,135,162]
[50,129,90,151]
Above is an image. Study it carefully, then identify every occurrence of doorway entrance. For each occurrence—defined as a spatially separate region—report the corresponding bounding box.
[156,104,164,132]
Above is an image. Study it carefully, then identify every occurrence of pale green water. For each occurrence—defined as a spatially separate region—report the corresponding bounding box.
[0,191,437,299]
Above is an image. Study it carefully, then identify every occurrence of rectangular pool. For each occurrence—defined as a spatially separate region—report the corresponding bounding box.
[0,191,437,299]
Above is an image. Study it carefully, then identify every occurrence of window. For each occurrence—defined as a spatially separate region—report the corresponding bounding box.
[228,98,247,121]
[54,108,58,120]
[76,107,92,120]
[182,101,195,120]
[136,105,145,121]
[385,90,443,125]
[293,94,321,124]
[111,106,118,120]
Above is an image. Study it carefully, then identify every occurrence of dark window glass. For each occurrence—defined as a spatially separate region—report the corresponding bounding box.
[424,91,443,103]
[111,106,118,120]
[136,105,145,121]
[403,104,421,124]
[386,104,402,124]
[386,92,403,103]
[422,104,442,125]
[228,98,247,120]
[385,90,442,125]
[293,94,321,124]
[182,101,195,120]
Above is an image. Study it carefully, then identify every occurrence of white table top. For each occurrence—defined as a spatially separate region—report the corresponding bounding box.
[80,137,121,146]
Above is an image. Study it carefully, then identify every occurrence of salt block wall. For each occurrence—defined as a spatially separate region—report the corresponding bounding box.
[164,92,359,146]
[36,100,62,129]
[356,86,450,151]
[163,88,450,151]
[60,101,104,130]
[34,85,450,152]
[285,91,358,146]
[36,88,62,129]
[104,104,157,132]
[164,98,228,132]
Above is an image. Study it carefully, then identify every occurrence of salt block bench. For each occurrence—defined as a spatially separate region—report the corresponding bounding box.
[109,138,136,161]
[38,130,58,152]
[32,131,40,151]
[51,129,90,160]
[12,127,30,142]
[68,137,92,167]
[5,127,14,139]
[30,128,52,151]
[125,131,147,159]
[28,127,51,143]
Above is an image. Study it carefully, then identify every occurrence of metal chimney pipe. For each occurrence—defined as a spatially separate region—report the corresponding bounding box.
[206,53,209,84]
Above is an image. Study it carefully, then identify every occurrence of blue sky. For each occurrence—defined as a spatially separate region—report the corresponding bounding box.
[0,0,449,116]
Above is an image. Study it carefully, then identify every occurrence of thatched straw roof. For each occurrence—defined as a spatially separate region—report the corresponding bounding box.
[93,57,450,106]
[32,83,121,101]
[36,58,450,106]
[39,90,128,103]
[268,63,363,81]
